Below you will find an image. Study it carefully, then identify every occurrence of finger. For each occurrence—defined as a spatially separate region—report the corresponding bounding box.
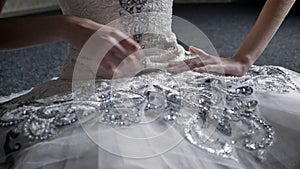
[167,58,194,68]
[184,57,205,68]
[111,42,132,60]
[167,63,191,74]
[125,47,144,62]
[111,39,143,61]
[193,65,226,75]
[192,67,206,73]
[119,37,141,52]
[191,47,224,66]
[167,57,204,72]
[102,48,136,71]
[109,28,141,52]
[189,46,209,57]
[101,57,117,70]
[133,49,144,61]
[102,29,136,57]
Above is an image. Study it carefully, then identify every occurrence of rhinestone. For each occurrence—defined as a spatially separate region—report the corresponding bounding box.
[110,115,116,121]
[258,144,265,149]
[1,64,288,161]
[245,143,257,151]
[164,114,176,121]
[223,143,232,154]
[243,138,250,144]
[246,100,258,108]
[236,86,253,95]
[257,149,266,161]
[14,144,20,150]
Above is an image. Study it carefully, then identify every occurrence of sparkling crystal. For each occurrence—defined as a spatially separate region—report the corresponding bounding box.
[236,86,253,96]
[256,149,266,161]
[223,143,232,154]
[164,114,176,121]
[3,63,295,162]
[245,143,257,151]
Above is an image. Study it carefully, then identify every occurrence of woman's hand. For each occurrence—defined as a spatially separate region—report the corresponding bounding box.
[62,16,143,79]
[0,14,143,79]
[169,0,295,78]
[167,46,251,77]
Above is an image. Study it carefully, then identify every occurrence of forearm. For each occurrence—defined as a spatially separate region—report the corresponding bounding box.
[0,15,66,50]
[233,0,295,65]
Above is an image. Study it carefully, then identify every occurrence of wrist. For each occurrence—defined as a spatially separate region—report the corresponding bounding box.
[58,15,90,43]
[58,15,103,47]
[44,15,69,41]
[230,54,253,76]
[58,15,77,42]
[231,54,254,67]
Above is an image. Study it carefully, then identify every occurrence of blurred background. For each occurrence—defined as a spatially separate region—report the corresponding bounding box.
[0,0,299,97]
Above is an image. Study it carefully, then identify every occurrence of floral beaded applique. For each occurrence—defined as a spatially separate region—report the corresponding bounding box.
[1,66,300,161]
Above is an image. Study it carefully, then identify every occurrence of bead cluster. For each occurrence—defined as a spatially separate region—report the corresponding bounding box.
[1,65,299,161]
[0,102,99,141]
[182,77,275,161]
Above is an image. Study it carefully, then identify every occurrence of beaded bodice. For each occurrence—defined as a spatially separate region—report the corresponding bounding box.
[60,0,172,23]
[59,0,185,75]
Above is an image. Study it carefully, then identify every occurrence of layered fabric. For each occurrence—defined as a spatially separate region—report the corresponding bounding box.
[0,0,300,168]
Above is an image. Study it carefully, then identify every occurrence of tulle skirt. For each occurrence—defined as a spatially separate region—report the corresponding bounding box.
[1,66,300,169]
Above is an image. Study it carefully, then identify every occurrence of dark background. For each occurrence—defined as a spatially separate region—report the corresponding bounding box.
[0,1,299,96]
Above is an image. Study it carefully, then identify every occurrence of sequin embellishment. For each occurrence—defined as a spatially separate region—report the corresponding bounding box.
[1,66,300,161]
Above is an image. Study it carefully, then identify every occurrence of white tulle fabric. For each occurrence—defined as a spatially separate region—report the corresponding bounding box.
[2,68,299,169]
[0,0,300,169]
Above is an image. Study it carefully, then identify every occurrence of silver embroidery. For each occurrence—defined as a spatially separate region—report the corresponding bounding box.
[2,0,298,162]
[1,65,300,161]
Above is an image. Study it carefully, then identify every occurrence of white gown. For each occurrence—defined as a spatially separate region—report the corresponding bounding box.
[0,0,300,169]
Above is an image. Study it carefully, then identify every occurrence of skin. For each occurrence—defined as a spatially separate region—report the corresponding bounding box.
[0,0,143,79]
[167,0,296,76]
